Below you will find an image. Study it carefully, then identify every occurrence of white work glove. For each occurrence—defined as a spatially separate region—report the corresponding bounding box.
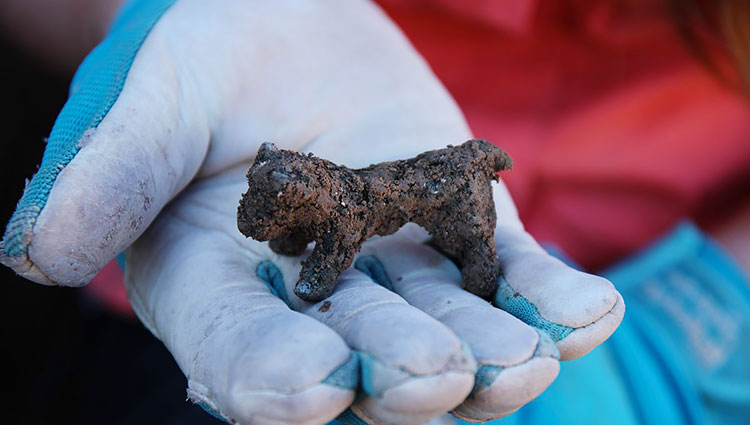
[0,1,625,424]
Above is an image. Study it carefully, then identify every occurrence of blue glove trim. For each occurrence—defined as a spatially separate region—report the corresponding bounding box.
[532,328,560,359]
[257,261,292,307]
[493,274,574,342]
[359,334,475,400]
[470,364,503,397]
[2,0,177,259]
[357,254,574,343]
[354,256,395,291]
[115,252,127,271]
[357,351,381,398]
[197,402,230,423]
[323,352,362,390]
[197,357,362,423]
[255,260,362,391]
[470,329,558,397]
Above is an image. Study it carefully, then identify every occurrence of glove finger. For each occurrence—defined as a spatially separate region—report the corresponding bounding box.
[359,228,560,421]
[187,171,475,425]
[263,259,476,425]
[490,181,626,360]
[1,1,209,286]
[125,173,357,425]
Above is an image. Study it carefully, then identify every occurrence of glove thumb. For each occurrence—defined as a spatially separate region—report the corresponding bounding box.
[1,0,209,286]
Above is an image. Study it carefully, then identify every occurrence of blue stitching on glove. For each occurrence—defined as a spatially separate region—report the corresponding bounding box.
[256,261,292,307]
[354,256,395,291]
[493,274,574,342]
[2,0,177,259]
[197,402,230,423]
[323,352,361,390]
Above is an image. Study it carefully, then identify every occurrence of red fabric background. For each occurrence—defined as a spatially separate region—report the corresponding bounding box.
[378,0,750,270]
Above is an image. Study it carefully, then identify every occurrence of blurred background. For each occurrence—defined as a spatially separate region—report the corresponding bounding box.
[1,1,748,424]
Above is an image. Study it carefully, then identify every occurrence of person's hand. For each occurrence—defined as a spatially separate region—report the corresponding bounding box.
[0,1,625,424]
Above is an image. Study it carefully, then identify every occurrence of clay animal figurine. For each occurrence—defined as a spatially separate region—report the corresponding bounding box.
[237,139,513,302]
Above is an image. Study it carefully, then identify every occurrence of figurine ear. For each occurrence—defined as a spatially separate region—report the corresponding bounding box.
[256,142,280,162]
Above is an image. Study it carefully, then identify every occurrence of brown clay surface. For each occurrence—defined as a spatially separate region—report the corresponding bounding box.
[238,139,513,302]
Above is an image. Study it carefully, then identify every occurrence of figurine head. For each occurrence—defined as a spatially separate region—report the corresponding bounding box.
[237,143,325,241]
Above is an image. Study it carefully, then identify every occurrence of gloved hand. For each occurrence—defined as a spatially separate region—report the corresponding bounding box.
[0,1,625,424]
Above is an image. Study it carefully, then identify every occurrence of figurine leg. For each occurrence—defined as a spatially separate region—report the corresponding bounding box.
[459,235,500,299]
[424,204,500,300]
[294,236,358,302]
